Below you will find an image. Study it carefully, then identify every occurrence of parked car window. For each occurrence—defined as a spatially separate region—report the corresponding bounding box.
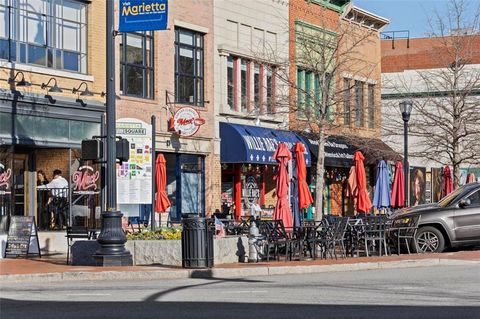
[438,187,464,207]
[466,189,480,206]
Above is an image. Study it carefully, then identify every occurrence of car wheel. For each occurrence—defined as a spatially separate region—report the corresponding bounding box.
[415,226,445,253]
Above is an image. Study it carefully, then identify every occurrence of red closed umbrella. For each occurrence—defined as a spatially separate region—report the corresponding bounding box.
[294,142,313,209]
[273,143,293,229]
[354,151,372,214]
[442,166,454,198]
[155,154,171,213]
[390,160,405,209]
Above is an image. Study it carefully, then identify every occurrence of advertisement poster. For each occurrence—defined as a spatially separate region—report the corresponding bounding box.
[116,118,152,204]
[119,0,168,32]
[410,167,426,206]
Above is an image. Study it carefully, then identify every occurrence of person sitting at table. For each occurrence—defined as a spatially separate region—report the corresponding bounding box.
[38,169,69,229]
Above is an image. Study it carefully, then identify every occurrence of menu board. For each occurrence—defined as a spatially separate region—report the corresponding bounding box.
[116,118,153,204]
[4,216,40,258]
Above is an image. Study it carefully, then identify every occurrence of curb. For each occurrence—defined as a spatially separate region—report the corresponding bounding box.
[1,258,479,284]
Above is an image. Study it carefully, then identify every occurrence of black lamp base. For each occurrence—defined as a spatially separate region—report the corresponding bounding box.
[93,211,133,267]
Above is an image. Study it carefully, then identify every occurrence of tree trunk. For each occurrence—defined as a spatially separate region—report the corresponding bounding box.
[314,127,326,221]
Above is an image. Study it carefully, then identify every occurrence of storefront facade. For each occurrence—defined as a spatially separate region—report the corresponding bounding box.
[115,0,215,223]
[0,92,104,232]
[220,122,311,220]
[301,133,400,216]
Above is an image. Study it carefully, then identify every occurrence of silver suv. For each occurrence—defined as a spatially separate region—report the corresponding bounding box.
[391,182,480,253]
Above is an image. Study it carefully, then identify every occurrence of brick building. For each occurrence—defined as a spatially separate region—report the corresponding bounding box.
[288,0,394,216]
[0,0,106,231]
[114,0,215,223]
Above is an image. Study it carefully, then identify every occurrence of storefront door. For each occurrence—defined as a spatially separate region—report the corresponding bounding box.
[164,153,205,221]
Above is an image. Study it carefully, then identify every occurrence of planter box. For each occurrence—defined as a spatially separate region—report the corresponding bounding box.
[71,236,248,266]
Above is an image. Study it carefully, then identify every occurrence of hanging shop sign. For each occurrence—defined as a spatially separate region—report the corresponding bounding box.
[172,107,205,137]
[116,118,152,204]
[242,176,260,205]
[119,0,168,32]
[72,165,100,194]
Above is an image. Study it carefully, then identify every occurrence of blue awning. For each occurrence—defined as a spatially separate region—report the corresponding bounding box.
[220,122,311,166]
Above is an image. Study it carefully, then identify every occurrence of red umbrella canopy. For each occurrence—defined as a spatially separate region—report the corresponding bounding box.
[155,154,171,213]
[442,165,454,198]
[354,151,372,214]
[273,143,293,229]
[294,142,313,209]
[390,160,405,209]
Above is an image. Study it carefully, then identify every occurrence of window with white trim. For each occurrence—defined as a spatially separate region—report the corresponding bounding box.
[226,54,276,114]
[0,0,87,73]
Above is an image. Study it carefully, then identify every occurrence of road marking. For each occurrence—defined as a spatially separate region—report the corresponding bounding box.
[225,290,269,294]
[67,293,111,296]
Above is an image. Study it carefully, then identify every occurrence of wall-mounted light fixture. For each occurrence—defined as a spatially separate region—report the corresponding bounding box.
[8,71,31,87]
[41,77,63,104]
[41,77,63,93]
[72,81,94,96]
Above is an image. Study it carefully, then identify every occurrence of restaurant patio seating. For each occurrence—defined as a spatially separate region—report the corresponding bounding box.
[66,226,91,265]
[260,220,298,261]
[362,215,388,257]
[312,217,349,260]
[388,215,421,255]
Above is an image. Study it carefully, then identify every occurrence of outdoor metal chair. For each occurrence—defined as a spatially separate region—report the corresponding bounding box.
[362,215,388,257]
[313,217,349,260]
[66,226,91,265]
[388,215,421,255]
[261,220,298,261]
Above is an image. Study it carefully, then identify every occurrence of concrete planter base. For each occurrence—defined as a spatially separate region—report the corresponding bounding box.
[72,236,248,266]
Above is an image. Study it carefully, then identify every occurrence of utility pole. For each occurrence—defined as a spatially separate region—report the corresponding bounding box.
[93,0,132,266]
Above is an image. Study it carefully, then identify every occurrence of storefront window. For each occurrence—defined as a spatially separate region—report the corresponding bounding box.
[11,114,100,145]
[0,146,13,233]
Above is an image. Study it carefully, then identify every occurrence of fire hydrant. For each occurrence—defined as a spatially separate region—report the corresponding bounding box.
[248,221,261,263]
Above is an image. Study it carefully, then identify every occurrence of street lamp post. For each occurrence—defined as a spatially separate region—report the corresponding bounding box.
[399,100,413,208]
[93,0,132,266]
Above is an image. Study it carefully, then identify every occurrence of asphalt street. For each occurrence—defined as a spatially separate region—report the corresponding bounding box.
[1,264,479,319]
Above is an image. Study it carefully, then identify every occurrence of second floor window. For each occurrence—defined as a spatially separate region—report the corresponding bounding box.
[297,68,332,118]
[368,84,375,129]
[343,78,351,125]
[175,27,204,106]
[226,55,275,114]
[0,0,87,73]
[119,31,154,99]
[355,80,364,127]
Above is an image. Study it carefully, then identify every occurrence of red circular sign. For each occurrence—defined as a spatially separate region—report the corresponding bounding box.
[173,107,203,137]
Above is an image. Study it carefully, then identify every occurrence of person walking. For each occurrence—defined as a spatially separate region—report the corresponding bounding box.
[38,169,69,229]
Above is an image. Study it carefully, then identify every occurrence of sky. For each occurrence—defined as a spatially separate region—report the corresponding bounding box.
[353,0,452,38]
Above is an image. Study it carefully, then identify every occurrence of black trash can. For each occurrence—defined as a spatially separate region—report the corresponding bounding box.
[181,217,214,268]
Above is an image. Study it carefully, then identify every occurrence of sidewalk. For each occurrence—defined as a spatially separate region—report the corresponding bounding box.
[1,250,479,283]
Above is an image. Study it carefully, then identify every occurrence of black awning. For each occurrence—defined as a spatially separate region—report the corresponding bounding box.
[298,133,401,167]
[301,135,355,168]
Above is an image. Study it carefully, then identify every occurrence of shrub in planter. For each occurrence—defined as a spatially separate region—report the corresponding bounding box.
[126,228,182,240]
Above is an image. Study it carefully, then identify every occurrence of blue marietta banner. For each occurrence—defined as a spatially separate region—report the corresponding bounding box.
[119,0,168,32]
